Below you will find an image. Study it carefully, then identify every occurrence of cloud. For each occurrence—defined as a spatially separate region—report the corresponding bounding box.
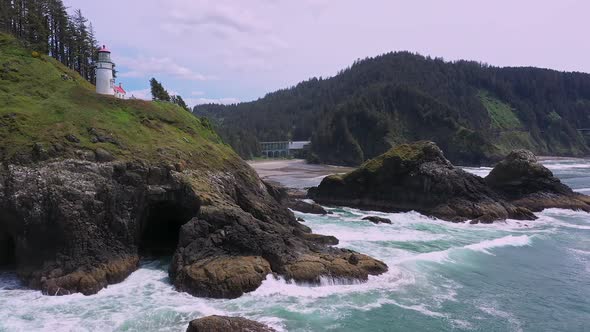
[167,0,269,34]
[117,56,213,81]
[66,0,590,103]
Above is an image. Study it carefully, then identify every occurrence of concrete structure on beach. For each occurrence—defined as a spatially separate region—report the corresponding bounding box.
[259,141,310,158]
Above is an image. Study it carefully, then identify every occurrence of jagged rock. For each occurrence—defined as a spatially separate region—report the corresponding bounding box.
[283,252,387,283]
[309,141,587,223]
[288,200,329,215]
[0,160,199,295]
[362,216,392,224]
[0,156,387,298]
[170,198,384,298]
[301,233,339,245]
[486,150,590,212]
[186,316,276,332]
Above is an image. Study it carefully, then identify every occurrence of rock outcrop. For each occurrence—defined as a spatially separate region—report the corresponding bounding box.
[288,200,329,215]
[186,316,276,332]
[362,216,392,224]
[309,141,589,223]
[0,157,387,298]
[485,150,590,212]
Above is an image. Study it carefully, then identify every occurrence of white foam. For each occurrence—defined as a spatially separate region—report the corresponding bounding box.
[478,305,523,332]
[246,268,411,300]
[462,166,493,177]
[395,235,532,265]
[388,300,446,318]
[464,235,531,254]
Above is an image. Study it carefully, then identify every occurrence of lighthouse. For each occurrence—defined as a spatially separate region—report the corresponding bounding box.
[95,45,115,95]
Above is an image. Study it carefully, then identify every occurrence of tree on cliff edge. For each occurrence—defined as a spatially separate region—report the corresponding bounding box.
[150,77,171,102]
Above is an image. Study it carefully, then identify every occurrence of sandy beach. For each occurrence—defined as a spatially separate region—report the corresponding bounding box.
[248,159,354,189]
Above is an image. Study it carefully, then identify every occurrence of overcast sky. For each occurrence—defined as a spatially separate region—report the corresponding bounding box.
[65,0,589,107]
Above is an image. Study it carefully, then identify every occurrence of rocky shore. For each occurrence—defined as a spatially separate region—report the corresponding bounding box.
[0,154,387,298]
[308,141,590,223]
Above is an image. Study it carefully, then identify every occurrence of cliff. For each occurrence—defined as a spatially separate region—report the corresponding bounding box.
[0,33,387,298]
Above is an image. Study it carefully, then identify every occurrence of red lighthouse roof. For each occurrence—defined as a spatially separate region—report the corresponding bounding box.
[98,45,111,53]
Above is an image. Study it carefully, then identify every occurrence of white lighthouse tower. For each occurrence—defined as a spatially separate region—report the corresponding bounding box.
[95,45,114,95]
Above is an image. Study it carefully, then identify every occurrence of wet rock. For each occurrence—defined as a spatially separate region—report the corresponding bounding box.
[174,256,271,299]
[186,315,276,332]
[0,159,199,295]
[485,150,590,212]
[283,252,387,284]
[362,216,392,224]
[309,141,590,223]
[301,233,339,245]
[288,200,328,215]
[1,155,388,298]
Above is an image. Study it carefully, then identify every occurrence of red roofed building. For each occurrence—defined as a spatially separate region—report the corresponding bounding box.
[113,83,126,99]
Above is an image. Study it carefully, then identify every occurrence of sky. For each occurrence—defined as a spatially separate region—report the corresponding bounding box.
[64,0,590,107]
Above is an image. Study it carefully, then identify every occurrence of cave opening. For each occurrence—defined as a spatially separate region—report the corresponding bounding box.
[139,200,196,257]
[0,231,16,268]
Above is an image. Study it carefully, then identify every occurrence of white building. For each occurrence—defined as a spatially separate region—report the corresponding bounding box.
[95,45,126,99]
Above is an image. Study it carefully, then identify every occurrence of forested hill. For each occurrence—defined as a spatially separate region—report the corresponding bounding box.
[194,52,590,166]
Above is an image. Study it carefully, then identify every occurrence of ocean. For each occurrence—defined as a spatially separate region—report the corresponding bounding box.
[1,159,589,332]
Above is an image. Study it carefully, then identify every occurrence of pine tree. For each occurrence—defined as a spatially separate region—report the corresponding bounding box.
[150,78,171,102]
[2,0,99,83]
[171,95,189,111]
[86,22,99,84]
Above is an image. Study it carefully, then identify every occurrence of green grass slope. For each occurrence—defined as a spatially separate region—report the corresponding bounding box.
[477,90,522,130]
[0,33,235,170]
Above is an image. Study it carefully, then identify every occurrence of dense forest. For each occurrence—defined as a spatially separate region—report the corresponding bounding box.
[194,52,590,166]
[0,0,102,83]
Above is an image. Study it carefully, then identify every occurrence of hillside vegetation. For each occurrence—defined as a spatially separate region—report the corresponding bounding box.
[195,52,590,166]
[0,33,234,170]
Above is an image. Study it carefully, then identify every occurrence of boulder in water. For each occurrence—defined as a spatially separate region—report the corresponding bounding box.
[485,150,590,212]
[362,216,392,224]
[288,199,329,215]
[186,315,276,332]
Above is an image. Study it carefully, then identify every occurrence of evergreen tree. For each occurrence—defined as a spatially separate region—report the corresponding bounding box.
[150,78,171,102]
[171,95,189,111]
[1,0,99,83]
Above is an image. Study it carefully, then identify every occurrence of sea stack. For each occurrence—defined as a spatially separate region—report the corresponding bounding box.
[309,141,590,223]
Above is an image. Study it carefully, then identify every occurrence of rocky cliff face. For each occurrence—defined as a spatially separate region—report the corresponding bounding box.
[309,141,590,223]
[0,156,386,298]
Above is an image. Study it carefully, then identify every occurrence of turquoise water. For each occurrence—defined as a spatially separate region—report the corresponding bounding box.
[1,159,589,331]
